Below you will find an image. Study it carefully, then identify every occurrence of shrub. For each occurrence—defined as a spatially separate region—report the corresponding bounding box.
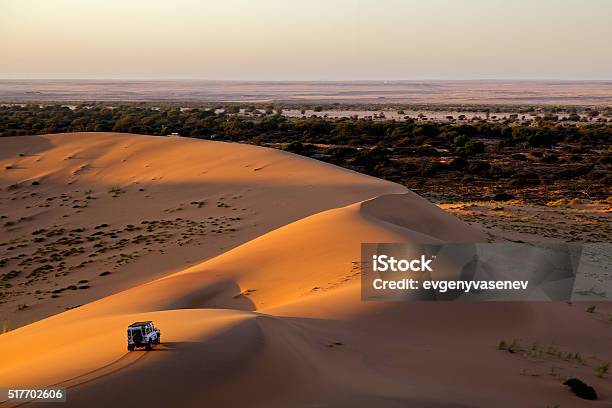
[569,154,582,162]
[541,154,558,163]
[449,157,468,169]
[465,140,485,154]
[595,362,609,378]
[452,134,471,147]
[467,160,491,175]
[563,378,597,400]
[599,154,612,165]
[507,339,521,353]
[557,165,593,179]
[527,130,553,148]
[284,141,313,155]
[414,146,439,156]
[547,199,566,207]
[493,193,515,201]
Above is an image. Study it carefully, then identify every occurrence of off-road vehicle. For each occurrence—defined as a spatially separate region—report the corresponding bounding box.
[127,321,160,351]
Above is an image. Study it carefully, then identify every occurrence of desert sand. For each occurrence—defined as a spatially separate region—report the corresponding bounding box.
[1,133,610,407]
[0,132,404,328]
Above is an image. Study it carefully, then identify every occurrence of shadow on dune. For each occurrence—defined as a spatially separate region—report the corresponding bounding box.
[162,277,257,311]
[35,312,465,408]
[359,193,485,242]
[21,299,612,408]
[36,316,271,408]
[0,134,55,161]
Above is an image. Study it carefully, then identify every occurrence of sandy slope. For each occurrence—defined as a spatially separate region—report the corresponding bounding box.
[0,132,404,327]
[1,133,611,407]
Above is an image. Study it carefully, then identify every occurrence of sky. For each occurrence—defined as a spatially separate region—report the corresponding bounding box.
[1,0,611,80]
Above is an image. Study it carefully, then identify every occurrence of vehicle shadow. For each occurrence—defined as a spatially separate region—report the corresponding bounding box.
[137,341,188,351]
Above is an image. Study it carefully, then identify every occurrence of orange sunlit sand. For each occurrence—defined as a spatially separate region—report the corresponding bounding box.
[0,133,610,407]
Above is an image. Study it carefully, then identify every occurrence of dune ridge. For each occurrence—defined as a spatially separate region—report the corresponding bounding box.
[0,132,404,327]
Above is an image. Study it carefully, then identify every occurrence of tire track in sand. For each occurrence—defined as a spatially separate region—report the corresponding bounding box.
[1,349,156,407]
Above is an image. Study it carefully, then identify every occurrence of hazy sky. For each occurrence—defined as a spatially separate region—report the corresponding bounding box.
[1,0,611,80]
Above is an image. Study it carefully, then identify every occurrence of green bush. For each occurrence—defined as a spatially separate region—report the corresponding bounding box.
[563,378,597,400]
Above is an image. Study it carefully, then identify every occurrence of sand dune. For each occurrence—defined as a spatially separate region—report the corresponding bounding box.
[0,132,403,327]
[1,133,610,407]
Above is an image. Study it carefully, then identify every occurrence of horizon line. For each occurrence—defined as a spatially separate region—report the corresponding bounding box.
[1,78,612,82]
